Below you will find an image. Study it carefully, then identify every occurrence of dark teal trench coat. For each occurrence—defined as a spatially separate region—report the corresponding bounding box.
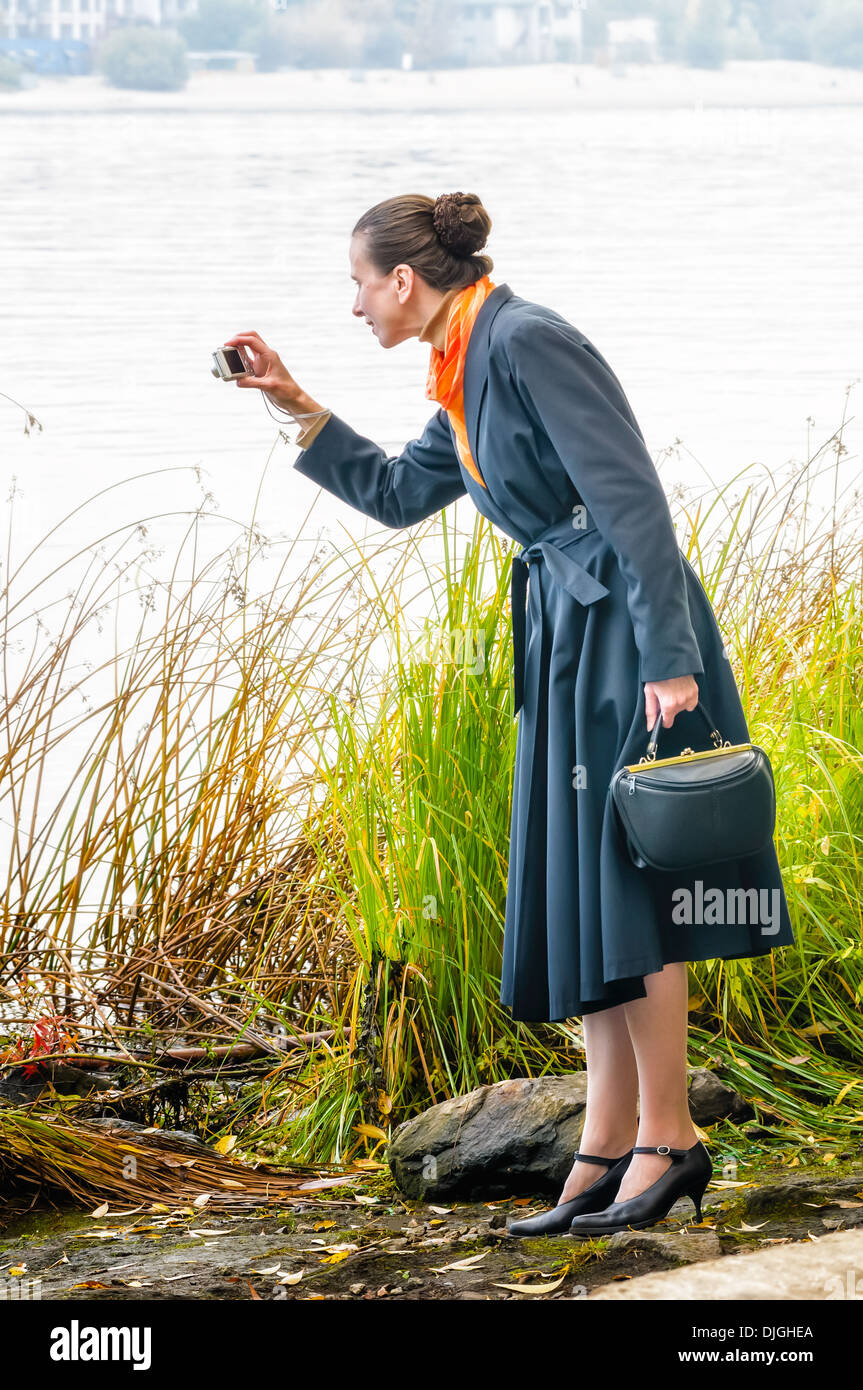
[293,283,795,1021]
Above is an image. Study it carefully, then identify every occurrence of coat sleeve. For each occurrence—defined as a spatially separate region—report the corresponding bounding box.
[503,318,704,684]
[291,406,468,529]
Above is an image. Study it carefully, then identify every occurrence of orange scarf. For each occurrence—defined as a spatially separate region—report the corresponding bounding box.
[425,273,497,489]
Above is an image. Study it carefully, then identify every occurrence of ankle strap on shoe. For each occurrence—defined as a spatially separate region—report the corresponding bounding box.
[632,1145,693,1159]
[573,1150,632,1165]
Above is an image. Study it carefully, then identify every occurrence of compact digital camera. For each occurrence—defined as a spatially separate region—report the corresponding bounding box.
[211,346,252,380]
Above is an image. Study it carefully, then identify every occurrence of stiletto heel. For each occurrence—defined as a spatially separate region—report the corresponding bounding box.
[686,1174,710,1223]
[568,1140,713,1236]
[506,1148,635,1238]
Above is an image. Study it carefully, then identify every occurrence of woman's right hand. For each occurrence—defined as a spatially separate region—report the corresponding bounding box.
[222,329,306,413]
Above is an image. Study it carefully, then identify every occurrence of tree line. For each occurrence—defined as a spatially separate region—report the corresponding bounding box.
[87,0,863,92]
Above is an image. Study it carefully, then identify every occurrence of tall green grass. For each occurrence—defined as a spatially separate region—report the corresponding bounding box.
[1,406,861,1163]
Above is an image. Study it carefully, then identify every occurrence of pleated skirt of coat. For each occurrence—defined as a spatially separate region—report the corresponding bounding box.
[499,545,796,1023]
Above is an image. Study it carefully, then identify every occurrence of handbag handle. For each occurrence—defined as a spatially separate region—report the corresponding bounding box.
[642,699,727,762]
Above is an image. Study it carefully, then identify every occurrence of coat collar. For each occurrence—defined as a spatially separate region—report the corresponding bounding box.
[463,282,514,467]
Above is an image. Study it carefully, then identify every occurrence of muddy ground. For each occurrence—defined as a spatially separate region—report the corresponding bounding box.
[3,1152,863,1301]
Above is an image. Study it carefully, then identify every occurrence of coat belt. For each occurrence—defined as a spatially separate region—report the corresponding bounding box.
[510,519,611,718]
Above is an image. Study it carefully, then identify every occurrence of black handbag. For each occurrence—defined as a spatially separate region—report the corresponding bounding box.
[609,699,777,872]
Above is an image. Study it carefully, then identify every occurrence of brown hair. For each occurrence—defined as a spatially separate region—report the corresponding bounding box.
[352,191,493,291]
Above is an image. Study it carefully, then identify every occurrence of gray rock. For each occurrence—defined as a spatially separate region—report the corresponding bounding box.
[388,1074,586,1200]
[606,1228,723,1263]
[589,1226,863,1299]
[743,1169,863,1218]
[687,1067,755,1124]
[387,1067,745,1201]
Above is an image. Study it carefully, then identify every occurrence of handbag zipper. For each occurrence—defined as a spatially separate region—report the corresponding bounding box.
[624,760,760,794]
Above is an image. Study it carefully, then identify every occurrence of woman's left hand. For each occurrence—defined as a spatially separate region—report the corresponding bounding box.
[644,674,699,732]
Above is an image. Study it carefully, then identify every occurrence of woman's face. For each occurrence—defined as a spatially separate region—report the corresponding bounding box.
[349,234,415,349]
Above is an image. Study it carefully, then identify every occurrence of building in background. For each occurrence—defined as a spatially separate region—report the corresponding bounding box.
[1,0,106,43]
[0,0,197,42]
[451,1,584,64]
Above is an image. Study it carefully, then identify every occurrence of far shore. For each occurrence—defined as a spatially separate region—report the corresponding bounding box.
[1,58,862,112]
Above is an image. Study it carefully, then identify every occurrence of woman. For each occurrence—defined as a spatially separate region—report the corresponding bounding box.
[224,192,795,1237]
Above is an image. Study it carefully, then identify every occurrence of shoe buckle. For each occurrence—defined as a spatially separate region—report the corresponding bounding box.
[656,1145,671,1155]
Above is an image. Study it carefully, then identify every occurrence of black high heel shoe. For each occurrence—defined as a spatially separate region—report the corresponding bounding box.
[506,1149,635,1238]
[568,1140,713,1236]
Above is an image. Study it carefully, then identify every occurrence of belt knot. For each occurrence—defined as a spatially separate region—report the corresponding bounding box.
[510,516,610,718]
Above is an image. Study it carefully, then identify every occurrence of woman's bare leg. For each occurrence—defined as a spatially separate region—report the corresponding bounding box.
[612,961,700,1203]
[557,1001,639,1204]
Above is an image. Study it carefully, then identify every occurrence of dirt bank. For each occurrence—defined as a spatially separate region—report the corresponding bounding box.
[3,1152,863,1301]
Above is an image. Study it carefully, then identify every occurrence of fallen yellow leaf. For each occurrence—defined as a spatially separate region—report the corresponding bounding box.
[492,1273,568,1294]
[431,1251,489,1273]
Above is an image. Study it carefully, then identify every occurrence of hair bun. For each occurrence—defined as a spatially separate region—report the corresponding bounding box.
[432,191,491,257]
